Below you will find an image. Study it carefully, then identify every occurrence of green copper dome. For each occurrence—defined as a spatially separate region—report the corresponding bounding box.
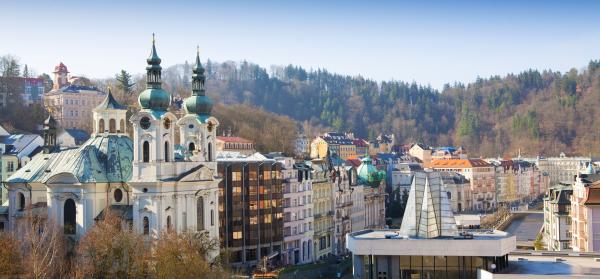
[184,47,212,116]
[139,88,171,111]
[357,157,386,187]
[138,34,171,111]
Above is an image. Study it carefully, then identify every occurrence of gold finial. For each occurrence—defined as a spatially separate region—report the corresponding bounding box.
[107,83,112,93]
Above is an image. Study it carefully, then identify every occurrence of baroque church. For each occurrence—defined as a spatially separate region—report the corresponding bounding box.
[6,36,221,248]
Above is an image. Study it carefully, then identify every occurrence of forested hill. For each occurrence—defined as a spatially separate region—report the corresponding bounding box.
[159,59,600,157]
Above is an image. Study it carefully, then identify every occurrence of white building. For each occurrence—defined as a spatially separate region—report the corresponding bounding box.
[272,155,314,265]
[346,171,516,278]
[6,39,221,258]
[534,153,590,186]
[543,183,573,251]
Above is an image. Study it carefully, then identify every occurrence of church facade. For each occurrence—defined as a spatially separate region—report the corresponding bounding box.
[6,37,221,251]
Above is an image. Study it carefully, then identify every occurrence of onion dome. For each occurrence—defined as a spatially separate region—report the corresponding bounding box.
[53,62,69,74]
[357,157,386,187]
[184,47,213,117]
[138,34,171,111]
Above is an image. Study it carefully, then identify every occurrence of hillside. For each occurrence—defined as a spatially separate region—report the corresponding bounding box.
[157,59,600,157]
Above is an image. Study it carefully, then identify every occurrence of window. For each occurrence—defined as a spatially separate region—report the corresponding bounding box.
[64,199,76,235]
[188,142,195,152]
[197,197,204,231]
[167,216,172,230]
[98,119,105,133]
[143,216,149,235]
[210,209,214,226]
[233,231,242,239]
[114,189,123,202]
[143,141,150,162]
[119,119,125,133]
[7,161,14,172]
[207,142,213,161]
[164,142,170,162]
[18,192,25,211]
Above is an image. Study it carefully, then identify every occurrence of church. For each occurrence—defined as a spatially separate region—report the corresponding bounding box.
[6,37,221,249]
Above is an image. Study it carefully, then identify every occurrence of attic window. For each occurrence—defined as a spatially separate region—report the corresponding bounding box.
[45,169,51,173]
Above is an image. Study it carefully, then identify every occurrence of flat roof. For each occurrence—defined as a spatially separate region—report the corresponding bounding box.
[347,229,516,257]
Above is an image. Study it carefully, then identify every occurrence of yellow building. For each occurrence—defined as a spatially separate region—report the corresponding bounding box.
[309,159,334,260]
[310,133,356,160]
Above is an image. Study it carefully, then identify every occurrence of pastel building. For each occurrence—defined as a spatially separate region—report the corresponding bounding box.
[543,183,573,251]
[570,171,600,252]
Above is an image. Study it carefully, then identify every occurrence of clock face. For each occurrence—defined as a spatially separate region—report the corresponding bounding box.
[140,117,151,130]
[163,118,171,129]
[188,124,194,130]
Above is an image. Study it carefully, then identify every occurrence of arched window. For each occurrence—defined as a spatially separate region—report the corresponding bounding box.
[188,142,195,152]
[143,141,150,163]
[207,142,213,161]
[98,119,105,133]
[143,216,149,235]
[64,199,76,235]
[119,119,125,133]
[210,209,214,226]
[164,141,169,162]
[197,197,204,231]
[167,216,172,231]
[109,119,116,133]
[18,192,25,211]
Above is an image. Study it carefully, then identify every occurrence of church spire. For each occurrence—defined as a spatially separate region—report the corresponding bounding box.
[138,34,171,111]
[146,33,162,89]
[191,46,206,96]
[184,47,213,117]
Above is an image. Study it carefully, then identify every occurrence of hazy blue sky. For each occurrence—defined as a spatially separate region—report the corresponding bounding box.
[2,0,600,89]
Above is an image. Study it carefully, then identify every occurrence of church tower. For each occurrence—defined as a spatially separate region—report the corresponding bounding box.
[92,87,128,136]
[43,115,58,153]
[129,34,177,170]
[52,62,69,90]
[177,47,219,162]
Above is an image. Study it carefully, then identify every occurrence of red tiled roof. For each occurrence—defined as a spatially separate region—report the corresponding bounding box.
[353,138,369,147]
[584,181,600,205]
[217,136,253,143]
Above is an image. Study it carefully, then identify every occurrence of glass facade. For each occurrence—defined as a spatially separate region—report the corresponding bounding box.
[363,255,509,279]
[218,161,284,266]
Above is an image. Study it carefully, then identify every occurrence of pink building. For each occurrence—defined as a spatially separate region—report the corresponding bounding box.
[571,174,600,252]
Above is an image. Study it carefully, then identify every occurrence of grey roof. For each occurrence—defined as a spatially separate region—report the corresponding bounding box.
[94,91,127,111]
[8,135,133,184]
[62,129,90,144]
[0,134,42,156]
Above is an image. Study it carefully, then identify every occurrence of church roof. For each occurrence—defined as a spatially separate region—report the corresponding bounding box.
[94,90,127,111]
[8,135,133,184]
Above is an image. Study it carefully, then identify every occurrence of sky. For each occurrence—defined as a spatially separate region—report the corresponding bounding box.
[2,0,600,89]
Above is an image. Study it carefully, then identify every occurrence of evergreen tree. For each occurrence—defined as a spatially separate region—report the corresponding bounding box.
[23,64,29,78]
[115,70,135,95]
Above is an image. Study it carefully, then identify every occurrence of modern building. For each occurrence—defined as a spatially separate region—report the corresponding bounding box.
[346,171,516,279]
[0,129,43,204]
[43,62,107,131]
[570,171,600,252]
[426,159,496,211]
[7,40,221,255]
[543,183,573,251]
[216,152,284,267]
[216,136,255,155]
[308,159,334,260]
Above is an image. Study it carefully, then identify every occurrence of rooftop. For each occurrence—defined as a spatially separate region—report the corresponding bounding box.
[426,158,492,168]
[216,136,253,144]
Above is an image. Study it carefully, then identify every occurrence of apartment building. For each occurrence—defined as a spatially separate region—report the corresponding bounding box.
[307,159,334,260]
[571,172,600,252]
[543,183,573,251]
